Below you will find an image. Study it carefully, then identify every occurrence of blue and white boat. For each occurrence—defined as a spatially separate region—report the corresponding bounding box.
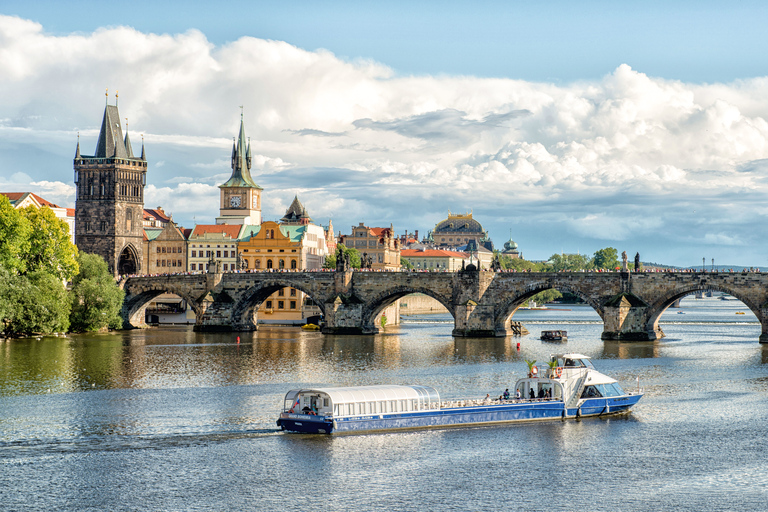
[276,353,643,434]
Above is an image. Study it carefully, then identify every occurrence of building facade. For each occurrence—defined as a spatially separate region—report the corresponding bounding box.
[143,220,188,275]
[187,225,242,272]
[427,212,493,251]
[401,248,469,271]
[340,223,401,270]
[74,99,147,275]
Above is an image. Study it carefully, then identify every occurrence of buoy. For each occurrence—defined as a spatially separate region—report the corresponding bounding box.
[516,342,520,350]
[237,336,240,344]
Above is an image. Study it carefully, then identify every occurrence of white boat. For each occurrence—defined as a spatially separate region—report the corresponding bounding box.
[276,353,643,434]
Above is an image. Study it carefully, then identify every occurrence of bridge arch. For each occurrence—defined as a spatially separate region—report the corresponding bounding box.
[644,284,762,335]
[231,278,328,330]
[492,280,605,336]
[122,285,202,328]
[362,286,454,333]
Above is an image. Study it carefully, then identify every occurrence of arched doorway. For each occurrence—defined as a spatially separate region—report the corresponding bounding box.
[118,244,140,275]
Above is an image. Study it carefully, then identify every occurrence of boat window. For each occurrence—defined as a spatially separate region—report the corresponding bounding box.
[582,359,595,369]
[597,383,624,397]
[581,385,602,398]
[323,398,329,407]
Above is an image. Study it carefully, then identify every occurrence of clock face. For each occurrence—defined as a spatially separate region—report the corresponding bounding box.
[230,195,241,208]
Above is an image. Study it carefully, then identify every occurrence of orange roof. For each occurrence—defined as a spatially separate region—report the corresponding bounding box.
[370,227,390,237]
[66,208,75,217]
[401,249,468,258]
[144,208,170,221]
[1,192,61,208]
[190,224,242,239]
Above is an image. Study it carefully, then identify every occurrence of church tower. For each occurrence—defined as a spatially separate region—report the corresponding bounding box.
[216,113,262,225]
[74,94,147,276]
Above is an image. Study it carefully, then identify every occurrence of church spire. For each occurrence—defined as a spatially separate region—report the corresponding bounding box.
[75,133,81,159]
[219,111,261,189]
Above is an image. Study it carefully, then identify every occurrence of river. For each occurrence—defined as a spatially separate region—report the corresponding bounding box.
[2,295,767,511]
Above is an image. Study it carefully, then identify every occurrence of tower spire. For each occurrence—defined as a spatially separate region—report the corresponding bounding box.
[75,132,81,159]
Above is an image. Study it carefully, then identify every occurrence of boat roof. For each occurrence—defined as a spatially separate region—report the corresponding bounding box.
[552,353,591,360]
[584,372,617,385]
[287,385,439,405]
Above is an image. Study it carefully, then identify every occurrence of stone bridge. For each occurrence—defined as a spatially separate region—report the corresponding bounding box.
[120,269,768,342]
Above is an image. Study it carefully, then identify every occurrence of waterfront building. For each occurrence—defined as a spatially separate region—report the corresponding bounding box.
[401,248,469,271]
[339,223,401,270]
[215,114,262,226]
[427,212,493,251]
[187,224,243,272]
[73,97,147,276]
[1,192,76,245]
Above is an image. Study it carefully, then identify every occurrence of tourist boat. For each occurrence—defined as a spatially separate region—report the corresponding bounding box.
[540,330,567,341]
[276,353,643,434]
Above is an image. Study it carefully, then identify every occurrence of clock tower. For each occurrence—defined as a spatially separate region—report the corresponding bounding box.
[216,113,262,226]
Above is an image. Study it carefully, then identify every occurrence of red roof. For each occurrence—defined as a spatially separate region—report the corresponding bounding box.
[190,224,242,239]
[66,208,75,217]
[401,249,468,258]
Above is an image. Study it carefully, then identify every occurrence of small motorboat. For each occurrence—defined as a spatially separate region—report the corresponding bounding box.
[540,330,567,342]
[301,323,321,331]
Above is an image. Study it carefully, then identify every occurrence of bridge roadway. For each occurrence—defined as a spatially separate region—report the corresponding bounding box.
[120,268,768,342]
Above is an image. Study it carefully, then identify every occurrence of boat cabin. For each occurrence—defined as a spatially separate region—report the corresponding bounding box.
[282,385,441,418]
[540,330,567,341]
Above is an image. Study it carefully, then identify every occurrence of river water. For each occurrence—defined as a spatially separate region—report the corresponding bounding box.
[2,296,767,511]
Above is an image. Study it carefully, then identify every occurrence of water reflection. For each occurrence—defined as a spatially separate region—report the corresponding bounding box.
[602,340,662,359]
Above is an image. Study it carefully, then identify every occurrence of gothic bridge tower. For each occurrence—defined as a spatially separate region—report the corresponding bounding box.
[74,94,147,276]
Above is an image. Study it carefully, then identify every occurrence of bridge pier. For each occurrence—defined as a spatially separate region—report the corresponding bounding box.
[600,292,662,341]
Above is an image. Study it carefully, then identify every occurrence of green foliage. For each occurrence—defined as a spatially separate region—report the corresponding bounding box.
[500,256,545,272]
[323,254,336,269]
[324,244,362,269]
[22,205,78,281]
[525,359,537,372]
[380,314,387,328]
[69,253,125,332]
[400,257,414,270]
[0,196,31,275]
[528,289,562,306]
[593,247,620,270]
[0,266,70,335]
[546,253,592,272]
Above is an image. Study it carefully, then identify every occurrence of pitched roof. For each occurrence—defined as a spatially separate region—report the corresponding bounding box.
[95,105,129,158]
[144,208,171,222]
[144,228,163,242]
[189,224,243,239]
[401,249,468,259]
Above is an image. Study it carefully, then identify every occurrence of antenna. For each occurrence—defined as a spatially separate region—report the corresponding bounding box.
[115,90,119,106]
[105,88,108,105]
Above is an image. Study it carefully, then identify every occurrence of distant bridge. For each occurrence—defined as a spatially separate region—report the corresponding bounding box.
[120,269,768,342]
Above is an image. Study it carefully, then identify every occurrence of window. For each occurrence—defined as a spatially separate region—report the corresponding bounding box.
[224,251,228,258]
[162,247,166,253]
[278,301,284,309]
[278,289,284,296]
[279,259,285,269]
[156,259,160,266]
[267,260,273,269]
[191,250,196,257]
[291,260,297,269]
[290,289,297,297]
[290,301,296,309]
[216,251,221,258]
[266,301,272,309]
[157,247,161,253]
[223,264,228,271]
[191,264,196,270]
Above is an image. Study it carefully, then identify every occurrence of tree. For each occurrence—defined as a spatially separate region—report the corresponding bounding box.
[593,247,620,270]
[69,253,125,332]
[323,244,361,269]
[0,196,31,275]
[22,205,78,281]
[400,257,414,270]
[0,266,70,335]
[546,253,592,272]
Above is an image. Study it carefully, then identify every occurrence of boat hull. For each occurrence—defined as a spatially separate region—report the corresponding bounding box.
[277,394,642,435]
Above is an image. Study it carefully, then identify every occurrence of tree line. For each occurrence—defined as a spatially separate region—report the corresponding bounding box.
[0,196,125,336]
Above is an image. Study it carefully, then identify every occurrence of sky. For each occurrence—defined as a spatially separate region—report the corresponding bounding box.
[2,1,768,266]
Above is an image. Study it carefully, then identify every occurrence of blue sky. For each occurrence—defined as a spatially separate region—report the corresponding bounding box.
[2,2,768,266]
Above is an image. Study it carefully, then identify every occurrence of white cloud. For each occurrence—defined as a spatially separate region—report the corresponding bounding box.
[2,15,768,264]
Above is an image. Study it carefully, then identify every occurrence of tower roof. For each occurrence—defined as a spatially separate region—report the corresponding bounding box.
[95,105,129,158]
[280,195,312,224]
[220,114,262,189]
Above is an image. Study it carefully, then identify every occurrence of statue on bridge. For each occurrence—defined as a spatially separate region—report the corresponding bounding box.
[491,254,502,271]
[634,252,640,272]
[621,251,628,272]
[207,252,220,274]
[336,246,352,272]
